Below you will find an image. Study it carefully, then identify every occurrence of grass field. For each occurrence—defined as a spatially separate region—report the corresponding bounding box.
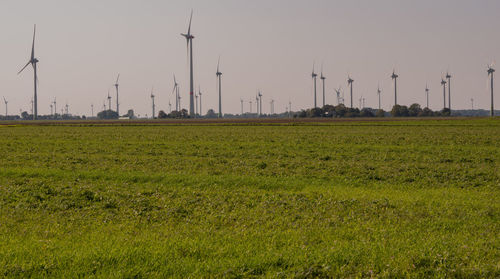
[0,119,499,278]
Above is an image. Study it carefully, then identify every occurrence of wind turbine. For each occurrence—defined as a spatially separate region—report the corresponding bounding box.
[195,92,199,116]
[425,84,430,109]
[150,87,155,119]
[377,85,382,110]
[181,10,195,117]
[255,94,259,115]
[258,90,263,117]
[470,98,474,110]
[441,78,447,109]
[53,97,57,118]
[18,25,39,120]
[168,101,172,113]
[249,99,253,114]
[107,89,112,111]
[91,103,94,117]
[2,97,7,117]
[320,65,326,107]
[347,76,354,108]
[312,64,318,108]
[172,75,179,111]
[446,72,452,112]
[114,74,120,116]
[198,86,202,116]
[240,98,244,115]
[216,58,222,118]
[335,87,341,105]
[50,103,53,116]
[488,64,495,116]
[391,70,399,106]
[65,103,69,115]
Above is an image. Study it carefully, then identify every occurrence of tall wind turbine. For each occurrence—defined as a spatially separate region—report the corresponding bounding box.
[150,87,155,119]
[216,58,222,118]
[488,64,495,116]
[249,99,253,114]
[114,74,120,115]
[240,98,244,115]
[18,25,39,120]
[320,66,326,107]
[347,76,354,108]
[181,10,195,117]
[2,97,7,117]
[446,72,452,112]
[255,94,260,116]
[172,75,179,111]
[377,85,382,110]
[312,64,318,108]
[391,70,399,106]
[425,85,430,108]
[441,78,447,109]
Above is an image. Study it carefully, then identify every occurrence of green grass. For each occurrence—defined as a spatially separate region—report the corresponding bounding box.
[0,119,499,278]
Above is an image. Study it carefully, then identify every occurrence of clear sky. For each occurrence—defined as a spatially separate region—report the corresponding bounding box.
[0,0,499,116]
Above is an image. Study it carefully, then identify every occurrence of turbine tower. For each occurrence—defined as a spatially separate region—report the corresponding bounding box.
[150,87,155,119]
[50,103,53,116]
[216,58,222,118]
[255,94,259,115]
[391,70,399,106]
[114,74,120,115]
[347,76,354,108]
[195,92,199,116]
[3,97,7,117]
[470,98,474,110]
[441,78,447,109]
[91,103,94,117]
[18,25,39,120]
[240,99,244,115]
[181,10,195,117]
[312,64,318,108]
[320,67,326,107]
[425,85,430,109]
[377,85,382,110]
[446,72,452,112]
[488,64,495,117]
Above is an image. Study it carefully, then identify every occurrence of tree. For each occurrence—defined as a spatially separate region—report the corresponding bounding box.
[360,108,375,117]
[97,110,119,119]
[408,103,422,117]
[391,105,409,117]
[335,104,347,118]
[21,111,29,120]
[376,109,385,117]
[441,108,451,116]
[205,109,217,118]
[158,110,168,119]
[306,107,323,118]
[419,107,433,117]
[124,109,134,119]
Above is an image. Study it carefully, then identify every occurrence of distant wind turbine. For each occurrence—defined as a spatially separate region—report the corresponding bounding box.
[320,65,326,107]
[198,86,202,116]
[181,10,195,116]
[425,85,430,109]
[446,72,452,112]
[258,90,263,117]
[240,98,244,115]
[470,98,474,110]
[441,78,447,109]
[50,103,53,116]
[488,64,495,116]
[172,75,179,111]
[3,97,7,117]
[377,85,382,110]
[107,89,112,111]
[312,63,318,108]
[150,87,155,119]
[18,25,39,120]
[91,103,94,117]
[347,76,354,108]
[391,70,399,106]
[53,97,57,118]
[114,74,120,115]
[216,58,222,118]
[335,87,341,106]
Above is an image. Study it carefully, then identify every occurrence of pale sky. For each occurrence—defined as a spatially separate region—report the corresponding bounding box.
[0,0,499,116]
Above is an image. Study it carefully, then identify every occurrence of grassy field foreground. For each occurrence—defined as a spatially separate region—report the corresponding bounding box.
[0,119,499,277]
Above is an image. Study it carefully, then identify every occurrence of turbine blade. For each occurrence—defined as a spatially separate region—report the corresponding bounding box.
[217,56,220,72]
[18,61,31,75]
[31,24,36,60]
[116,74,120,84]
[188,10,193,35]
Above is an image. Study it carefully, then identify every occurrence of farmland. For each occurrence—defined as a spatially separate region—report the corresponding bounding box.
[0,118,499,278]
